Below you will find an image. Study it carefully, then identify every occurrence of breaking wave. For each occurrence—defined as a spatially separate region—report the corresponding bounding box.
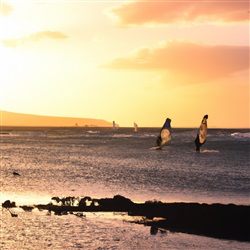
[231,132,250,139]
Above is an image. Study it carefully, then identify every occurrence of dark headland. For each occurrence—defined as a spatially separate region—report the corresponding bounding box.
[2,195,250,242]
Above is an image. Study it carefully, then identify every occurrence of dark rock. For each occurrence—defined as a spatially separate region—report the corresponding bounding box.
[2,200,16,208]
[33,195,250,242]
[20,205,34,212]
[79,196,92,207]
[150,226,158,235]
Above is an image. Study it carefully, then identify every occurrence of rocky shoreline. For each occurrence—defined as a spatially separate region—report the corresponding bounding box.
[2,195,250,242]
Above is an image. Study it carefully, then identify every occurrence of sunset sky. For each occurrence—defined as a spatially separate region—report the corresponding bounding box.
[0,0,249,128]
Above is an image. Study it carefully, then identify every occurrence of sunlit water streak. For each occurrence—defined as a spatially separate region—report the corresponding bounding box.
[1,127,249,249]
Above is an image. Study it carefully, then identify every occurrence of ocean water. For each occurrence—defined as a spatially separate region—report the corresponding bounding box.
[1,127,249,249]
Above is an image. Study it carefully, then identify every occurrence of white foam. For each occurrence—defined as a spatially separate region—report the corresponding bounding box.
[231,132,250,139]
[200,149,220,153]
[87,130,100,134]
[0,132,19,137]
[111,134,133,138]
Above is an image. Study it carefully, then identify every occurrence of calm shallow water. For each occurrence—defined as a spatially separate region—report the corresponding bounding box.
[1,127,250,249]
[1,209,249,250]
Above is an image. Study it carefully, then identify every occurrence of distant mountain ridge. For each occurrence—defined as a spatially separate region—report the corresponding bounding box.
[0,110,112,127]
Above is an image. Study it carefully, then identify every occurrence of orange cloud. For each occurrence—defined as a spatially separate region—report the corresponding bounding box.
[29,31,68,40]
[109,1,249,26]
[1,2,14,16]
[103,41,249,84]
[3,30,68,47]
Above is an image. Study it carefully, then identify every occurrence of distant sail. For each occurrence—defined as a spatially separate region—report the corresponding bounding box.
[194,114,208,152]
[155,118,172,148]
[134,122,138,132]
[112,121,116,129]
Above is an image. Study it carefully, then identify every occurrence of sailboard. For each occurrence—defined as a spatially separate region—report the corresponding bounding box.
[134,122,138,132]
[194,114,208,152]
[153,118,172,149]
[112,121,116,129]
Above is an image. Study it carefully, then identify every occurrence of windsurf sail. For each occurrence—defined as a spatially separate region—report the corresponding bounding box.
[112,121,116,129]
[194,114,208,152]
[155,118,172,148]
[134,122,138,132]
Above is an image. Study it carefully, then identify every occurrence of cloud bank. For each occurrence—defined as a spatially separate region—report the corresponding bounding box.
[103,41,249,84]
[109,0,249,26]
[3,31,68,47]
[1,2,14,16]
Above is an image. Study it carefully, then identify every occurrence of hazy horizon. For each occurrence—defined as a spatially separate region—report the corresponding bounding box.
[1,110,249,129]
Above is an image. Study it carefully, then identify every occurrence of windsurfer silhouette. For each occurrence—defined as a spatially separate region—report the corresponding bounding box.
[155,118,172,149]
[195,115,208,152]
